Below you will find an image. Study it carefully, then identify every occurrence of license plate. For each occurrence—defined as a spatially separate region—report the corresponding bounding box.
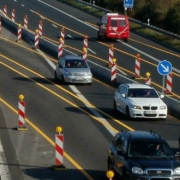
[144,111,156,114]
[75,77,83,80]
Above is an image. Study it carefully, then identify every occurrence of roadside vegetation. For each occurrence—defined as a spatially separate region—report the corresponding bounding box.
[58,0,180,50]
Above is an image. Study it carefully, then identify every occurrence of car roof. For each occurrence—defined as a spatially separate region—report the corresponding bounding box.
[121,130,165,141]
[121,83,153,89]
[64,55,84,61]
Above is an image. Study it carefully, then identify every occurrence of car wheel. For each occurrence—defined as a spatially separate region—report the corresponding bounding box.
[114,100,118,112]
[54,71,58,80]
[126,106,131,119]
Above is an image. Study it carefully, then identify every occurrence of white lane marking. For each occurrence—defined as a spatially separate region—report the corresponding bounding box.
[40,16,45,19]
[67,34,74,39]
[117,67,127,76]
[30,9,34,13]
[14,0,17,2]
[88,48,96,54]
[37,0,97,30]
[69,85,116,136]
[37,0,180,74]
[21,4,25,6]
[52,24,58,28]
[0,139,11,180]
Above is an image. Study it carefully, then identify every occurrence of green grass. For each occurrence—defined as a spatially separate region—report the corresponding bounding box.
[58,0,180,50]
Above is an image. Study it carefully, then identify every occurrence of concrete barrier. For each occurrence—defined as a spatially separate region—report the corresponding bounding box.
[1,12,180,117]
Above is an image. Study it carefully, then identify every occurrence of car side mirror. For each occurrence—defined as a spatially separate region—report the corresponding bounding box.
[121,94,126,98]
[160,94,164,98]
[97,22,100,26]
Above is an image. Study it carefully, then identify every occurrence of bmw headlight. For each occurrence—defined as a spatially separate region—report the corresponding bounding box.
[85,72,92,76]
[174,167,180,175]
[130,105,141,109]
[132,167,143,174]
[159,105,166,109]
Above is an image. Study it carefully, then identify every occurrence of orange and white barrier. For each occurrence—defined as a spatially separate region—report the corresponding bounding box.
[38,20,43,37]
[111,59,117,82]
[109,44,114,67]
[135,54,141,78]
[58,38,63,59]
[82,47,87,61]
[11,9,15,22]
[17,94,27,130]
[52,127,66,170]
[34,29,39,48]
[24,15,28,29]
[145,72,151,85]
[3,5,7,17]
[61,27,65,44]
[83,35,88,49]
[17,24,22,42]
[166,73,173,94]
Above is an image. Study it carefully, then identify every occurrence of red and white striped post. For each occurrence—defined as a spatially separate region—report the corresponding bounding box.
[11,9,15,22]
[58,38,63,59]
[109,44,114,67]
[17,94,27,130]
[111,58,117,82]
[82,47,87,61]
[34,29,39,48]
[24,15,28,29]
[145,72,151,85]
[60,27,65,44]
[38,20,43,37]
[52,126,66,170]
[135,54,141,79]
[3,5,7,17]
[17,24,22,42]
[83,35,88,59]
[166,72,173,94]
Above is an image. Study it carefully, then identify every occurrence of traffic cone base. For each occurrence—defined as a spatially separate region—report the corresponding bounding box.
[17,126,28,131]
[51,164,66,170]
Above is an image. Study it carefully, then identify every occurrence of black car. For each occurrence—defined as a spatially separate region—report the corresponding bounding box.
[108,130,180,180]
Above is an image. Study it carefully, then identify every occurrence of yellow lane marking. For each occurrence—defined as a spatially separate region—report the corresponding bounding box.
[0,97,94,180]
[0,53,134,131]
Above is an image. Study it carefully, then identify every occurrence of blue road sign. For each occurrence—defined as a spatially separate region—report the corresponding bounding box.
[123,0,134,8]
[157,60,172,75]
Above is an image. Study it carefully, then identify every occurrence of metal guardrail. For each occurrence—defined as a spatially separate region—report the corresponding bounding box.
[76,0,180,40]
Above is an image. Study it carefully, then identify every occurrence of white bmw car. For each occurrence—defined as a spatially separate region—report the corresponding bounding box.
[114,83,167,119]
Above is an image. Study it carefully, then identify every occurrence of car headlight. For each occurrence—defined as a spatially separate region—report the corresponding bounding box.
[174,167,180,175]
[159,105,167,109]
[130,105,141,109]
[132,167,143,174]
[85,72,92,76]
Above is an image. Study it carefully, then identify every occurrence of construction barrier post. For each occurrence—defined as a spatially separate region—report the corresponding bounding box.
[60,27,65,44]
[34,29,39,48]
[17,24,22,42]
[111,58,117,82]
[24,15,28,29]
[83,35,88,50]
[58,38,63,59]
[106,170,114,180]
[166,72,173,94]
[11,9,15,22]
[3,5,7,17]
[17,94,27,130]
[82,47,87,61]
[145,72,151,85]
[38,20,43,37]
[108,44,114,67]
[134,54,141,79]
[52,126,66,170]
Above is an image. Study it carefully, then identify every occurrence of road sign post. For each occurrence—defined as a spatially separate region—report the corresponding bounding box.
[157,60,172,95]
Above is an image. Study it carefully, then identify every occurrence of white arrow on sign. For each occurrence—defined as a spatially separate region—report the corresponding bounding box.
[161,64,169,72]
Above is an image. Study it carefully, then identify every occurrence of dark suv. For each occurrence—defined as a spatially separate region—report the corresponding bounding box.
[108,130,180,180]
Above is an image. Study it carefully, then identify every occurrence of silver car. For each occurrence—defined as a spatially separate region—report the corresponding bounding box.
[54,55,92,84]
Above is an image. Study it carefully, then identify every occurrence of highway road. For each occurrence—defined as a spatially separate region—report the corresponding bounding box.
[1,0,180,99]
[0,1,180,180]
